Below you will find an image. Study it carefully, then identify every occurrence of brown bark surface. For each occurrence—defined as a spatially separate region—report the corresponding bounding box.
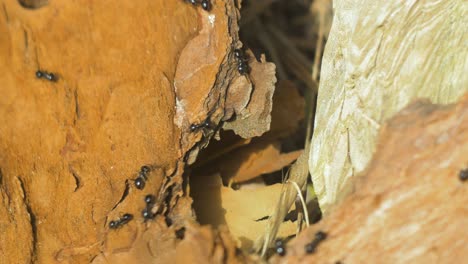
[272,95,468,264]
[0,0,275,263]
[4,1,465,264]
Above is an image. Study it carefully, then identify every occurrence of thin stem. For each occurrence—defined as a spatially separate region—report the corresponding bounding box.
[288,180,310,227]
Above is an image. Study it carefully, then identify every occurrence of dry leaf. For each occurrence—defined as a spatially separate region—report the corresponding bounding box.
[219,141,301,184]
[223,52,277,138]
[191,130,252,170]
[191,173,296,250]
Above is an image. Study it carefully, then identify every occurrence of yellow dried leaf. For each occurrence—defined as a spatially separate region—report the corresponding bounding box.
[191,173,296,250]
[219,141,301,184]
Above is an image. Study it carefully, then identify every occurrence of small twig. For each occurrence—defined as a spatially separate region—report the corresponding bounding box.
[296,197,304,235]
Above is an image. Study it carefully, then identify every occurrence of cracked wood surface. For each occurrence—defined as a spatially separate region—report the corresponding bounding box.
[274,95,468,264]
[309,0,468,213]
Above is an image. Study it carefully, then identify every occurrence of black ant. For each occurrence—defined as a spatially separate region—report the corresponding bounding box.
[233,49,243,59]
[142,194,156,221]
[190,114,216,134]
[142,208,155,220]
[201,0,211,11]
[189,119,211,132]
[134,165,151,190]
[135,177,145,190]
[36,70,57,82]
[109,213,133,229]
[237,62,249,75]
[459,168,468,182]
[184,0,211,11]
[305,231,327,254]
[275,239,286,256]
[175,227,186,239]
[144,194,155,204]
[233,49,249,75]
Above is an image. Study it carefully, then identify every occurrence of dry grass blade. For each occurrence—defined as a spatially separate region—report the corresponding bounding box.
[287,180,310,227]
[259,142,310,256]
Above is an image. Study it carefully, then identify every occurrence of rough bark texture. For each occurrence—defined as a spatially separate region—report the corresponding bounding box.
[309,0,468,213]
[273,95,468,264]
[0,0,275,263]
